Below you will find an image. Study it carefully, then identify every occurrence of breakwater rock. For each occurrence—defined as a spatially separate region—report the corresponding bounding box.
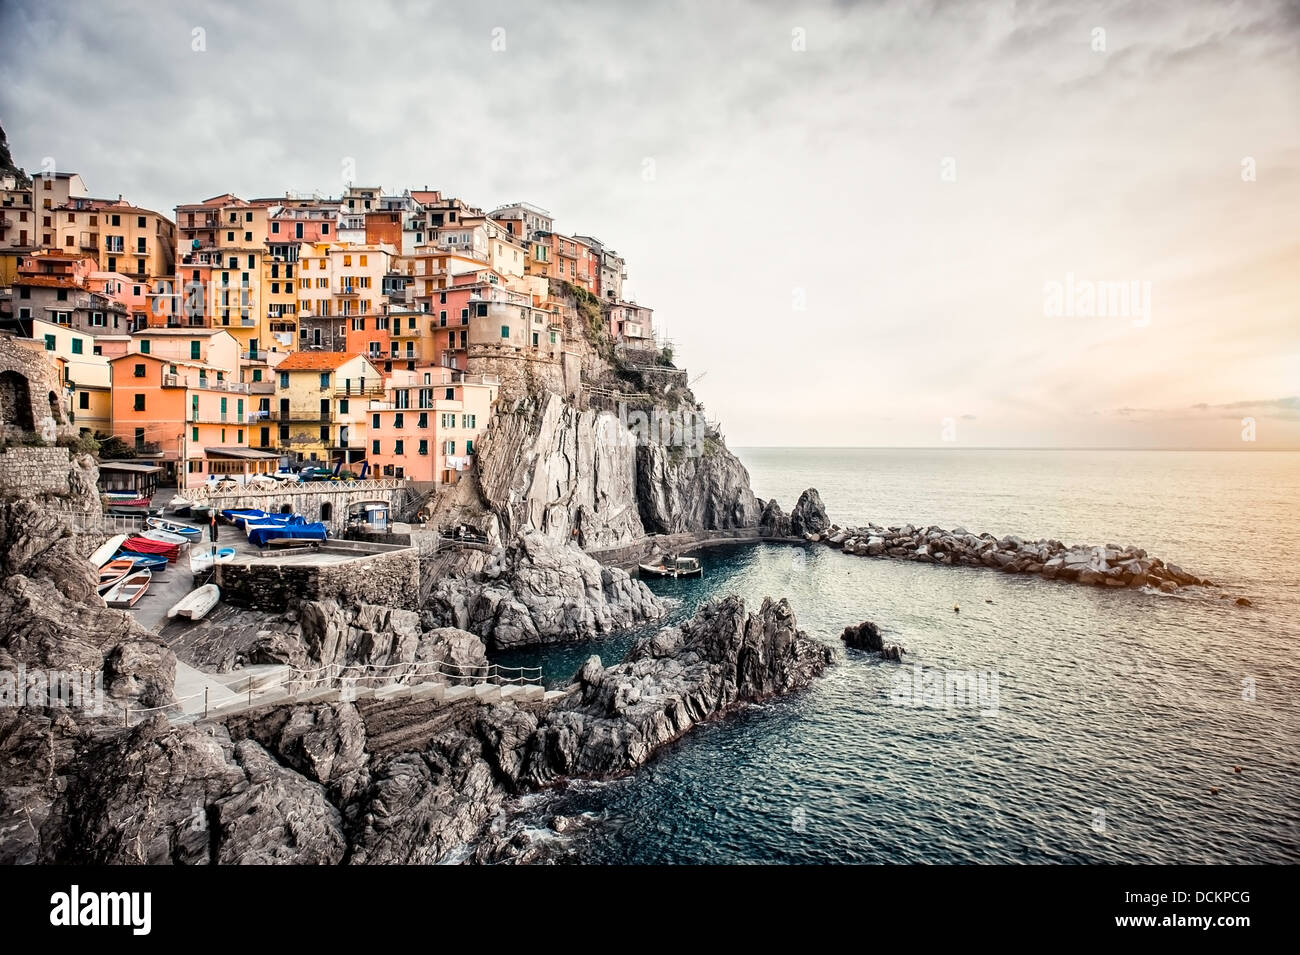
[841,620,905,660]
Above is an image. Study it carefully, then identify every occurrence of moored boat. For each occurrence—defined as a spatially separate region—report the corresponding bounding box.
[97,558,135,593]
[247,521,327,548]
[89,534,128,567]
[190,546,236,574]
[637,554,704,579]
[167,583,220,621]
[145,517,202,540]
[103,570,152,608]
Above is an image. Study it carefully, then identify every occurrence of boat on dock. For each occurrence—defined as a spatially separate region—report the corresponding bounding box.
[139,528,191,546]
[122,536,180,561]
[190,546,236,574]
[146,517,202,541]
[117,550,169,572]
[248,520,327,548]
[103,570,152,608]
[97,558,135,592]
[167,583,220,621]
[637,554,704,579]
[89,534,128,567]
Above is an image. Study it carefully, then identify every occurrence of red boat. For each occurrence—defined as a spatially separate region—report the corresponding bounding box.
[123,536,180,561]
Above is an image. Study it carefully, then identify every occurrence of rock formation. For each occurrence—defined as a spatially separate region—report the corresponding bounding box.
[423,530,663,650]
[789,488,829,538]
[4,595,832,864]
[757,498,792,538]
[840,620,905,660]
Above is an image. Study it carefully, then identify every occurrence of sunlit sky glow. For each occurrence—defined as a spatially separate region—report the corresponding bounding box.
[2,0,1296,447]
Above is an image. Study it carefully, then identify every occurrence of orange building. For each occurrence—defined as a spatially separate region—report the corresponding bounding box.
[108,352,253,487]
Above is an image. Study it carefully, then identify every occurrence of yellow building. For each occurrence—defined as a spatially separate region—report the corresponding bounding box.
[273,350,382,467]
[51,198,175,283]
[32,318,112,435]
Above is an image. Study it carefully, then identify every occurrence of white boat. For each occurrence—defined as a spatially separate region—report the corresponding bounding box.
[190,546,236,574]
[167,583,220,621]
[146,517,202,540]
[637,554,704,578]
[89,534,128,568]
[140,528,190,546]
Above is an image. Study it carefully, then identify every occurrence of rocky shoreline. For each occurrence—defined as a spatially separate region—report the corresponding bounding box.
[758,488,1224,596]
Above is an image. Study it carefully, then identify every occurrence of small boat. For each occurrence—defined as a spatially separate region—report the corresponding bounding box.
[146,517,202,541]
[140,528,190,546]
[103,570,152,608]
[117,550,169,572]
[220,508,270,526]
[97,558,135,592]
[167,583,220,621]
[190,546,236,573]
[122,536,180,561]
[638,554,703,579]
[89,534,128,567]
[190,505,213,521]
[247,521,328,548]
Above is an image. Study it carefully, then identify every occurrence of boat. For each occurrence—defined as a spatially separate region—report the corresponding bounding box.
[89,534,128,567]
[190,546,236,574]
[247,521,328,548]
[167,583,220,621]
[145,517,202,541]
[166,496,193,517]
[140,528,190,546]
[97,558,135,592]
[220,508,270,526]
[122,536,180,561]
[117,550,169,572]
[190,504,213,522]
[637,554,704,579]
[103,570,152,608]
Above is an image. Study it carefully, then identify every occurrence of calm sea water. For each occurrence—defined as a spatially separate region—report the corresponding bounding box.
[495,450,1300,864]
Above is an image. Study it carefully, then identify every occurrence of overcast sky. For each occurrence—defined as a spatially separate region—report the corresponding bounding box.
[2,0,1297,447]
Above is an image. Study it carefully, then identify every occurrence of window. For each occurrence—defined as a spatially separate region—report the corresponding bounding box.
[237,429,243,443]
[319,372,330,389]
[418,439,428,456]
[461,308,468,324]
[395,390,409,409]
[252,368,262,382]
[91,311,104,327]
[137,215,146,228]
[462,414,476,428]
[79,392,89,410]
[441,413,455,428]
[439,311,447,326]
[394,412,404,428]
[133,363,146,377]
[371,440,380,455]
[193,427,199,441]
[394,439,404,455]
[56,288,67,301]
[43,334,55,351]
[279,372,289,389]
[70,338,83,355]
[190,340,201,360]
[372,414,380,429]
[444,387,455,401]
[417,412,428,429]
[133,394,145,411]
[111,214,120,226]
[466,439,474,455]
[338,398,349,414]
[500,325,510,339]
[139,339,149,354]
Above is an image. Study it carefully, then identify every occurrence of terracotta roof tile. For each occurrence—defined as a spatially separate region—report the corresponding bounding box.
[276,350,364,371]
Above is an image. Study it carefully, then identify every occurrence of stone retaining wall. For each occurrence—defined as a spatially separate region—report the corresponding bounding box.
[0,445,73,497]
[215,544,420,611]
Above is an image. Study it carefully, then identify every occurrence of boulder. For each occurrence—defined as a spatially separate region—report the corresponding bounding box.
[789,488,830,537]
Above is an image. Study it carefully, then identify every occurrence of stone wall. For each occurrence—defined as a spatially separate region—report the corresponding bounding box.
[187,480,407,536]
[215,544,420,611]
[0,445,74,497]
[0,332,75,442]
[466,345,576,399]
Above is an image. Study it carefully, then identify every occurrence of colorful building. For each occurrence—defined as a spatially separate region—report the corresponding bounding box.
[273,350,382,466]
[366,366,498,482]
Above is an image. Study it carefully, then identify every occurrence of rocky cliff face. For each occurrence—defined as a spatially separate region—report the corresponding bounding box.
[423,530,663,650]
[4,596,832,864]
[635,440,760,535]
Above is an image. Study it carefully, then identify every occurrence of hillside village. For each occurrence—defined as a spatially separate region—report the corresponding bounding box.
[0,139,666,490]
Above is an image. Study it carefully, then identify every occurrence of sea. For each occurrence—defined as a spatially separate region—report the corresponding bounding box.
[493,449,1300,864]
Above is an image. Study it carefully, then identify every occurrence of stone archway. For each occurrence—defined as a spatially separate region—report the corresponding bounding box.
[0,370,34,433]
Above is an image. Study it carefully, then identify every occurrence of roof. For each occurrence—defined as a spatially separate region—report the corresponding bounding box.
[98,461,163,473]
[276,351,366,371]
[203,446,280,460]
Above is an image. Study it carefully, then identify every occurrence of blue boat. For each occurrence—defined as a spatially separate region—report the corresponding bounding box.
[247,521,328,548]
[220,508,272,526]
[116,550,169,571]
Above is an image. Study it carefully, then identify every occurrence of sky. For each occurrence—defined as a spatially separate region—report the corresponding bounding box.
[1,0,1297,448]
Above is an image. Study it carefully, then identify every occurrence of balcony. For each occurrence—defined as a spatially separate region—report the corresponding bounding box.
[162,374,249,394]
[337,286,360,296]
[287,410,333,423]
[333,386,385,399]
